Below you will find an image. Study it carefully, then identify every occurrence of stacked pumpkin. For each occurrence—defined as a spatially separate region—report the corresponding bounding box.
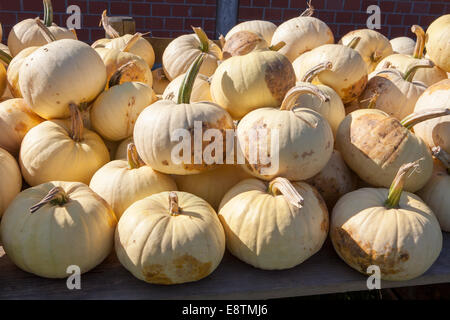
[0,1,448,288]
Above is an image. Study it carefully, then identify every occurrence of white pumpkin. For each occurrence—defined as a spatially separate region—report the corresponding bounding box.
[225,20,277,45]
[425,14,450,72]
[163,72,212,103]
[390,36,415,55]
[0,147,22,218]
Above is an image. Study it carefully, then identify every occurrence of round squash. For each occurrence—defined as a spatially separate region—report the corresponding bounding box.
[5,46,39,98]
[0,147,22,218]
[115,191,225,284]
[115,136,134,160]
[1,181,117,278]
[331,161,442,281]
[390,36,415,55]
[163,72,212,103]
[0,98,43,155]
[105,33,155,69]
[20,104,110,186]
[219,177,329,270]
[152,67,170,95]
[225,20,277,45]
[222,30,269,59]
[426,14,450,72]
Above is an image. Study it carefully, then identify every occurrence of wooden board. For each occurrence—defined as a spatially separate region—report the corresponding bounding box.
[1,233,449,300]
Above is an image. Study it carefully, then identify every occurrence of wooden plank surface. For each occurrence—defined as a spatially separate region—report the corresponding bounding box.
[1,233,449,300]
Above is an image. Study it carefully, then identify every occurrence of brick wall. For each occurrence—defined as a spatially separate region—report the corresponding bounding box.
[0,0,449,44]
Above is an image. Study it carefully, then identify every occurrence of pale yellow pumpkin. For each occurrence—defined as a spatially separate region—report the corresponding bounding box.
[6,46,39,98]
[0,98,43,155]
[426,14,450,72]
[222,30,269,59]
[19,105,110,186]
[105,34,155,69]
[225,20,277,45]
[0,63,6,99]
[219,177,329,270]
[163,73,212,103]
[115,191,225,284]
[390,36,415,55]
[152,67,170,95]
[90,144,177,219]
[115,136,134,160]
[0,147,22,218]
[1,181,117,278]
[331,161,442,281]
[211,49,295,120]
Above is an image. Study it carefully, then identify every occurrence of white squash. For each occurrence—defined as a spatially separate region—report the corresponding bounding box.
[0,147,22,218]
[225,20,277,45]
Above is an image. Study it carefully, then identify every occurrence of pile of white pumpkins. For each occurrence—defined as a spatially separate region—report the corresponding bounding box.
[0,0,449,285]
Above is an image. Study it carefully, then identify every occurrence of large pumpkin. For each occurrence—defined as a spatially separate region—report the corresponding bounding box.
[0,147,22,218]
[1,181,117,278]
[115,191,225,284]
[331,161,442,281]
[222,31,271,59]
[425,14,450,72]
[225,20,277,45]
[219,177,329,270]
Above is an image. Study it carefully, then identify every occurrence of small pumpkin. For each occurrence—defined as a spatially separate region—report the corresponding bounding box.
[1,182,117,278]
[425,14,450,72]
[152,67,170,95]
[0,98,43,155]
[219,177,329,270]
[115,191,225,284]
[90,143,177,219]
[163,72,212,103]
[225,20,277,45]
[222,30,269,59]
[4,46,39,98]
[0,147,22,218]
[20,104,110,186]
[331,161,442,281]
[390,36,415,55]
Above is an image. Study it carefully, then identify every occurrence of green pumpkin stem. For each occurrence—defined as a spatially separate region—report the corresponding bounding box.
[301,61,333,83]
[269,41,286,52]
[69,103,83,142]
[0,49,12,65]
[432,146,450,172]
[192,26,210,52]
[43,0,53,27]
[347,37,361,50]
[280,83,330,111]
[177,53,206,104]
[268,177,304,208]
[127,143,145,169]
[400,108,450,130]
[411,25,425,59]
[34,17,56,42]
[385,159,422,209]
[30,186,69,213]
[169,192,181,216]
[403,61,434,82]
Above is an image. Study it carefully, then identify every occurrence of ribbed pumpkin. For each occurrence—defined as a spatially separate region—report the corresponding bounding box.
[0,147,22,218]
[270,3,334,62]
[1,182,117,278]
[292,38,368,103]
[225,20,277,45]
[335,108,450,192]
[413,79,450,154]
[152,67,170,95]
[331,161,442,281]
[5,46,39,98]
[20,104,110,186]
[162,27,222,81]
[425,14,450,72]
[390,36,415,55]
[115,136,134,160]
[90,143,177,219]
[222,31,270,59]
[0,98,43,155]
[339,29,393,72]
[237,85,334,181]
[7,0,76,56]
[211,48,295,120]
[115,191,225,284]
[134,55,234,175]
[163,72,212,103]
[218,177,329,270]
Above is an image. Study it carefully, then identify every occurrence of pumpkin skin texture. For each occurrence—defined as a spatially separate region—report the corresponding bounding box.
[426,14,450,72]
[0,181,117,278]
[225,20,277,45]
[105,34,155,69]
[271,16,334,62]
[218,179,329,270]
[115,136,134,160]
[0,63,6,98]
[0,98,43,156]
[336,109,433,192]
[413,79,450,154]
[390,37,415,55]
[6,46,39,98]
[163,73,212,103]
[115,191,226,284]
[91,82,157,141]
[152,67,170,95]
[292,44,368,103]
[222,31,269,59]
[331,187,442,281]
[211,50,295,120]
[0,147,22,218]
[19,39,107,119]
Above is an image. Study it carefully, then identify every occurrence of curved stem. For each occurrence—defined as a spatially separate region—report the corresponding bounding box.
[385,159,422,209]
[169,192,181,216]
[69,103,83,142]
[43,0,53,27]
[432,146,450,171]
[122,33,144,53]
[127,143,145,169]
[219,34,226,48]
[269,41,286,52]
[108,60,137,88]
[30,186,69,213]
[401,108,450,129]
[301,61,333,83]
[70,29,78,40]
[280,83,330,111]
[346,37,361,50]
[0,49,12,65]
[100,10,120,39]
[192,26,209,52]
[300,0,314,17]
[177,53,205,104]
[403,61,434,82]
[366,92,380,109]
[411,25,425,59]
[34,17,56,42]
[268,177,304,208]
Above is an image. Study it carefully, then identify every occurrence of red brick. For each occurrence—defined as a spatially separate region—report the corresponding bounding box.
[165,0,185,3]
[412,2,429,14]
[271,0,289,8]
[343,0,361,11]
[380,1,395,12]
[326,0,343,10]
[187,0,204,4]
[152,4,171,16]
[165,18,183,30]
[88,1,108,15]
[390,26,407,38]
[420,15,438,27]
[110,2,130,15]
[395,1,412,13]
[203,19,216,33]
[264,8,282,20]
[51,0,67,12]
[22,0,43,11]
[328,24,338,38]
[386,14,403,26]
[74,28,89,42]
[335,12,352,24]
[132,3,151,16]
[352,12,367,25]
[0,0,21,11]
[18,13,39,21]
[184,18,203,30]
[135,17,146,30]
[290,0,325,9]
[84,14,102,28]
[91,29,106,41]
[252,0,270,7]
[171,31,186,37]
[361,0,379,12]
[0,12,18,25]
[239,7,264,20]
[403,15,418,28]
[205,0,216,4]
[317,11,335,23]
[172,5,192,17]
[69,0,88,13]
[429,3,445,15]
[338,24,355,37]
[240,0,251,6]
[191,6,216,18]
[283,9,299,21]
[147,17,164,30]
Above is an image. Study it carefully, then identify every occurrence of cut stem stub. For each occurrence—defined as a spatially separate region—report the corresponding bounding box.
[30,186,69,213]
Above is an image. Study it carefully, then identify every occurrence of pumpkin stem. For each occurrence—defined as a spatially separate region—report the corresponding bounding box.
[432,146,450,172]
[69,103,84,142]
[411,25,425,59]
[169,192,181,216]
[280,83,330,111]
[385,159,422,209]
[108,60,136,88]
[301,61,333,83]
[346,37,361,50]
[400,108,450,130]
[0,49,12,65]
[219,34,226,48]
[122,32,146,53]
[34,17,56,42]
[268,177,304,208]
[403,60,434,82]
[127,143,145,169]
[100,10,120,39]
[300,0,314,17]
[269,41,286,52]
[70,28,78,40]
[358,91,380,109]
[43,0,53,27]
[177,53,205,104]
[30,186,69,214]
[192,26,210,52]
[370,51,383,63]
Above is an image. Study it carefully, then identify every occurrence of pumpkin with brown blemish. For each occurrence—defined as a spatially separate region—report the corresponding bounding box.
[218,177,329,270]
[0,147,22,218]
[115,191,225,284]
[222,30,269,59]
[331,161,442,281]
[1,182,117,278]
[425,14,450,72]
[225,20,277,45]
